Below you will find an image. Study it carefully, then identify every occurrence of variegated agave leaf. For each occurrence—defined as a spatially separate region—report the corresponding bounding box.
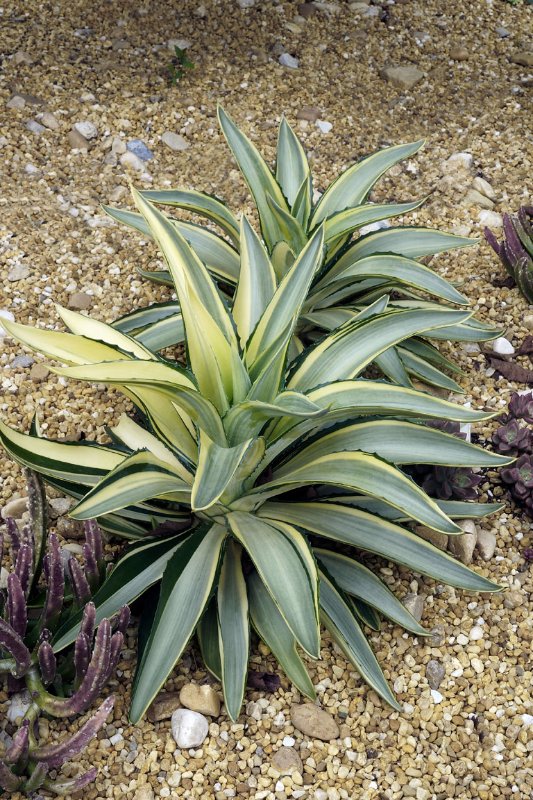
[1,189,509,725]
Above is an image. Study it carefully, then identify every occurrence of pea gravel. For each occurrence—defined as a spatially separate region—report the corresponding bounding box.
[0,0,532,798]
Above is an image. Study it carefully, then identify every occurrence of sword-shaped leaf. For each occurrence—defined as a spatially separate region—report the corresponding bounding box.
[141,188,240,244]
[233,217,277,346]
[276,117,310,208]
[192,432,253,511]
[217,540,249,721]
[323,200,425,245]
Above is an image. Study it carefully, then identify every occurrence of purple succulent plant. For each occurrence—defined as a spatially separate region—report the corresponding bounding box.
[0,471,128,795]
[492,418,531,455]
[485,206,533,302]
[501,454,533,515]
[509,391,533,425]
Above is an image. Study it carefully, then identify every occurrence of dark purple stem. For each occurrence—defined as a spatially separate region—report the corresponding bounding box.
[43,534,64,628]
[0,618,31,677]
[7,573,28,638]
[31,696,114,767]
[0,762,22,791]
[68,557,92,606]
[42,766,98,793]
[74,631,91,688]
[5,719,29,765]
[14,543,33,597]
[80,601,96,640]
[38,641,57,685]
[82,542,100,592]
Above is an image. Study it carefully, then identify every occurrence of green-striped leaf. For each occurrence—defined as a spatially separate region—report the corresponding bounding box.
[276,117,310,208]
[233,216,277,346]
[323,201,425,245]
[217,540,249,721]
[228,512,320,657]
[316,550,427,635]
[141,188,240,244]
[248,570,315,698]
[131,524,226,723]
[197,598,222,680]
[319,571,400,709]
[310,139,424,227]
[260,502,500,591]
[192,432,253,511]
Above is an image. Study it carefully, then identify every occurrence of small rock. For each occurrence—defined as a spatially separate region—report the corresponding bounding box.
[127,139,154,161]
[272,746,303,774]
[403,593,426,622]
[426,660,445,690]
[7,692,31,723]
[415,525,448,551]
[111,136,126,155]
[68,128,90,150]
[48,497,73,518]
[475,529,497,560]
[30,363,50,382]
[492,337,515,355]
[26,120,46,135]
[464,189,494,209]
[469,625,484,641]
[290,704,340,741]
[511,52,533,68]
[168,38,191,51]
[478,210,503,228]
[179,683,220,717]
[237,0,257,6]
[74,121,98,140]
[279,53,299,69]
[296,105,321,122]
[133,788,154,800]
[461,342,481,354]
[449,46,469,61]
[430,689,443,704]
[381,65,424,90]
[2,496,29,520]
[0,567,9,590]
[316,120,332,133]
[161,131,190,151]
[109,185,127,202]
[40,112,60,130]
[504,590,523,609]
[448,520,477,565]
[171,708,209,749]
[11,355,34,369]
[147,691,181,722]
[104,152,117,166]
[13,50,33,65]
[442,152,474,174]
[120,151,146,172]
[6,95,26,110]
[472,176,496,200]
[350,1,372,10]
[7,264,30,281]
[246,701,262,721]
[524,314,533,331]
[68,292,93,311]
[496,26,510,39]
[298,3,319,18]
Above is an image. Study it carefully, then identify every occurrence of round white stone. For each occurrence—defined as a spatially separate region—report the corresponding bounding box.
[171,708,209,749]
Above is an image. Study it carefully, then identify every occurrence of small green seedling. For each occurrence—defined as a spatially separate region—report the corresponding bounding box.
[168,46,194,85]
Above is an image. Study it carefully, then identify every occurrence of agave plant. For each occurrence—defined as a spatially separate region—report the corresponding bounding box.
[485,206,533,302]
[0,471,128,794]
[0,190,510,724]
[105,107,499,394]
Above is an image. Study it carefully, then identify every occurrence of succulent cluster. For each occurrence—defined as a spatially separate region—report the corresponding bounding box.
[0,471,128,795]
[493,391,533,515]
[0,183,509,724]
[407,421,483,501]
[485,206,533,302]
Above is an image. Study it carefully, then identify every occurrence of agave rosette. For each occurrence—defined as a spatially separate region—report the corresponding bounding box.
[0,189,510,723]
[106,107,499,393]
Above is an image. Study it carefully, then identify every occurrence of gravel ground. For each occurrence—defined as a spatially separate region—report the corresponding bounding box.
[0,0,532,798]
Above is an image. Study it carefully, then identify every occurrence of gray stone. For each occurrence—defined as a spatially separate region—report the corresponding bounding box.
[449,46,469,61]
[272,746,303,774]
[68,291,93,310]
[127,139,154,161]
[296,106,321,122]
[74,120,98,140]
[13,51,33,65]
[279,53,299,69]
[471,176,496,200]
[316,120,333,133]
[161,131,190,151]
[381,65,424,90]
[496,27,510,38]
[109,185,127,202]
[475,528,497,560]
[68,128,90,150]
[7,263,30,281]
[111,136,126,155]
[147,691,181,722]
[290,704,339,741]
[103,152,118,166]
[133,788,154,800]
[403,593,426,622]
[11,355,34,369]
[49,497,73,518]
[442,152,474,174]
[29,363,50,382]
[6,95,25,110]
[168,38,191,51]
[26,120,46,135]
[464,189,494,209]
[478,210,503,228]
[426,660,445,690]
[171,708,209,748]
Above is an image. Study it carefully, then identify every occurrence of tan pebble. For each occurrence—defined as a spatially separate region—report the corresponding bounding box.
[296,106,321,122]
[463,189,494,209]
[133,787,154,800]
[179,683,220,716]
[523,314,533,330]
[290,704,339,741]
[475,529,496,560]
[68,291,93,310]
[381,65,425,90]
[272,746,303,775]
[40,112,60,130]
[67,128,90,150]
[2,496,28,520]
[511,51,533,67]
[450,46,469,61]
[448,520,477,565]
[147,691,181,722]
[415,525,448,551]
[29,363,50,382]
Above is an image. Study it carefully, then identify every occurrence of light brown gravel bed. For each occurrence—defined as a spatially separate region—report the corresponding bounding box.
[0,0,532,798]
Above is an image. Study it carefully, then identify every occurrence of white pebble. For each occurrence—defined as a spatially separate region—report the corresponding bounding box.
[74,120,98,140]
[430,690,443,704]
[478,209,503,228]
[469,625,484,641]
[316,120,333,133]
[282,735,295,747]
[279,53,299,69]
[171,709,209,749]
[492,337,515,355]
[521,714,533,726]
